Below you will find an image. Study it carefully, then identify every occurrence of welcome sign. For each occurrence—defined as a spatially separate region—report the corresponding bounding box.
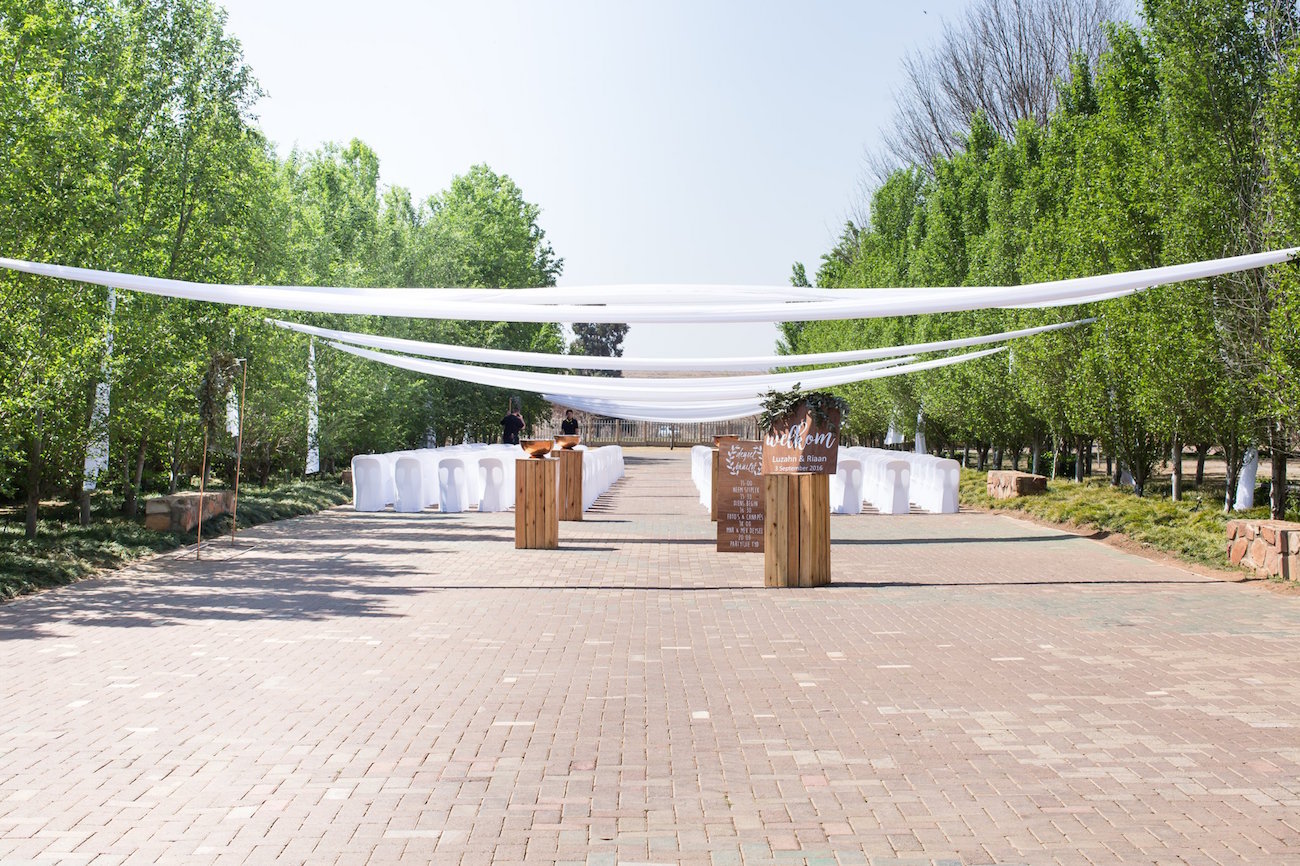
[761,404,841,475]
[717,439,765,552]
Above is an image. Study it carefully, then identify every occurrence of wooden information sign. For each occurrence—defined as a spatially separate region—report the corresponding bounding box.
[716,439,765,553]
[761,404,841,475]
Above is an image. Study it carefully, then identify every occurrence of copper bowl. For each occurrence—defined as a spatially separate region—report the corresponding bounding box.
[555,435,580,450]
[520,439,554,458]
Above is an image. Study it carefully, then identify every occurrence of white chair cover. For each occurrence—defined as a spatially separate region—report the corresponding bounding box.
[478,457,508,512]
[437,458,469,514]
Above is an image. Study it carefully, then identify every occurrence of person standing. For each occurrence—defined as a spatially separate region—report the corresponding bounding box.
[501,402,525,445]
[560,409,579,437]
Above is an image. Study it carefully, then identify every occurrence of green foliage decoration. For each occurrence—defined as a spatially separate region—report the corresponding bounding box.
[757,386,850,433]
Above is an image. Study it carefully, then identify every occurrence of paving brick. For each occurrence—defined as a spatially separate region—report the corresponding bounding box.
[0,449,1298,864]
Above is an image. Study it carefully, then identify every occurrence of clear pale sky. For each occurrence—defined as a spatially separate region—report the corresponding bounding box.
[216,0,972,356]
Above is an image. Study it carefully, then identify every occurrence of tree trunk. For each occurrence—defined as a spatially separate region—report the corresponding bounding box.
[25,407,43,540]
[976,443,989,470]
[1084,440,1094,477]
[1270,422,1288,520]
[1171,437,1183,502]
[1031,435,1041,475]
[1112,457,1122,487]
[1195,444,1208,486]
[1074,438,1085,482]
[169,425,181,494]
[1223,443,1239,512]
[201,428,213,487]
[994,447,1003,470]
[962,443,970,467]
[126,436,148,517]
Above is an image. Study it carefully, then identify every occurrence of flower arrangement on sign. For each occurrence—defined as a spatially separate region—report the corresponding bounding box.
[758,385,848,475]
[757,385,849,433]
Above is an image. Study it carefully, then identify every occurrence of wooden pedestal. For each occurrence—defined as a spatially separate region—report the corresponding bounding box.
[556,449,583,522]
[710,449,720,521]
[763,473,830,587]
[515,458,559,549]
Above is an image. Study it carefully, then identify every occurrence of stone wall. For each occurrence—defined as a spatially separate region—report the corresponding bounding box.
[144,491,235,532]
[1226,519,1300,578]
[986,470,1047,500]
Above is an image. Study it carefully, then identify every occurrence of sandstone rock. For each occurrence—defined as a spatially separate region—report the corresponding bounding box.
[142,491,234,533]
[1230,537,1248,565]
[986,470,1047,500]
[1224,519,1300,578]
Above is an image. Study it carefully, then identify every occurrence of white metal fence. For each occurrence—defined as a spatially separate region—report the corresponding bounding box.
[530,417,760,447]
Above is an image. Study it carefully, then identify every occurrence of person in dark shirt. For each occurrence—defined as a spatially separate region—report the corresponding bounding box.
[501,406,525,445]
[560,410,579,437]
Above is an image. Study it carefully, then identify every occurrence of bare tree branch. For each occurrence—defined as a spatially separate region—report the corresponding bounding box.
[873,0,1128,179]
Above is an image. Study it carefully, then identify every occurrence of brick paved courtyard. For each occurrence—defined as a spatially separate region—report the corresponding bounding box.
[2,448,1298,866]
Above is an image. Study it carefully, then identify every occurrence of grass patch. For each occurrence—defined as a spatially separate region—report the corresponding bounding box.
[0,479,351,601]
[959,469,1271,569]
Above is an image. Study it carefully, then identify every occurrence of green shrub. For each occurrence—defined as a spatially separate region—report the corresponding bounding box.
[960,469,1267,569]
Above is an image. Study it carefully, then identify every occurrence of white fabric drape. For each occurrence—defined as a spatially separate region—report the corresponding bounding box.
[327,339,1007,403]
[82,287,115,492]
[2,248,1293,323]
[306,338,320,475]
[269,317,1091,372]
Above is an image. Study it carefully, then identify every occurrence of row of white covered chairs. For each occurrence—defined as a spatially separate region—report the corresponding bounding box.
[353,443,627,515]
[899,451,960,514]
[691,445,713,510]
[580,446,626,510]
[351,444,527,514]
[690,443,958,516]
[836,447,959,514]
[837,448,910,514]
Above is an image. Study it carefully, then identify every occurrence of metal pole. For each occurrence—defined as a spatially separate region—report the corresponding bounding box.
[196,427,209,561]
[231,359,247,547]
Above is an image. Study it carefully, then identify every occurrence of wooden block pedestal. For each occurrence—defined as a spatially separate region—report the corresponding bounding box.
[556,449,583,522]
[515,458,559,549]
[763,473,830,587]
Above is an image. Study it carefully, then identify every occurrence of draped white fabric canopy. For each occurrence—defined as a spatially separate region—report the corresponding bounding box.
[326,339,1007,404]
[2,247,1293,323]
[269,317,1091,372]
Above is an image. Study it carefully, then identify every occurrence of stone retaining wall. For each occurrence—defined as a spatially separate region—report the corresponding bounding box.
[986,470,1048,500]
[144,491,235,532]
[1226,519,1300,578]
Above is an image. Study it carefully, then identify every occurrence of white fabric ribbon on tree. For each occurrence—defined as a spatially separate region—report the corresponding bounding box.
[325,339,1007,403]
[1,248,1293,322]
[269,317,1092,372]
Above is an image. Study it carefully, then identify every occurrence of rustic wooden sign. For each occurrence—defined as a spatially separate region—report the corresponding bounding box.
[717,439,765,553]
[761,404,841,475]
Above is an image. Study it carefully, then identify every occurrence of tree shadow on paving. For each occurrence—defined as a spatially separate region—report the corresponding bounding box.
[0,560,427,642]
[562,537,716,546]
[294,532,517,546]
[833,533,1078,546]
[831,578,1209,588]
